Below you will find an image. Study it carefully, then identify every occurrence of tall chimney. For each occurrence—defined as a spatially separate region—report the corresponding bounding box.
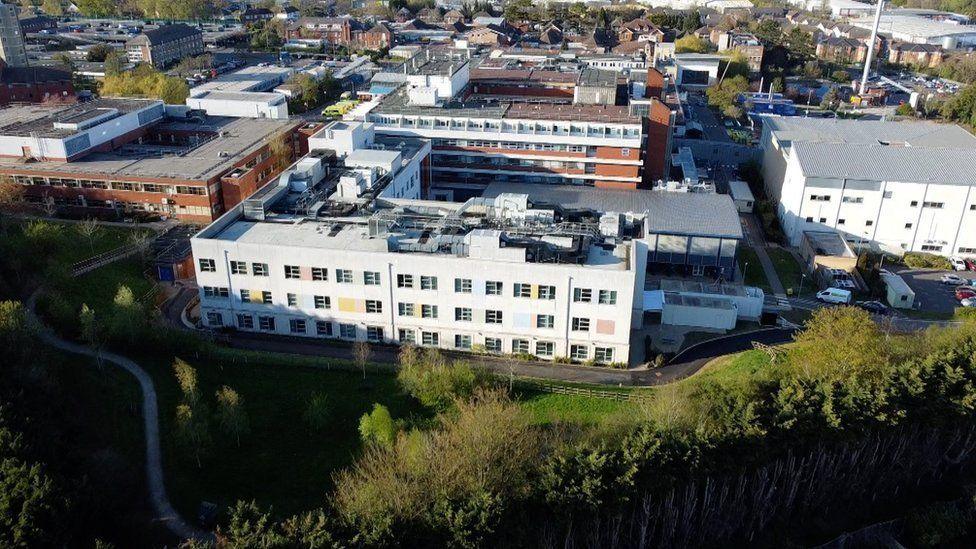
[860,0,885,93]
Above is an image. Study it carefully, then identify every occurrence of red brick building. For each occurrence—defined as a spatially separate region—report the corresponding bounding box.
[0,99,308,222]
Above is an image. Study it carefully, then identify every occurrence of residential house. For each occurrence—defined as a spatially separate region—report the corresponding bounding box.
[816,36,868,64]
[240,8,274,24]
[888,42,943,68]
[125,24,203,68]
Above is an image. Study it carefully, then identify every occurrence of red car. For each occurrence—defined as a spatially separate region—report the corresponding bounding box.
[967,259,976,272]
[956,287,976,301]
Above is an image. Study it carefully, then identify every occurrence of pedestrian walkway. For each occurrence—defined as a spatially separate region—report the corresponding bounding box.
[26,289,210,543]
[741,214,789,301]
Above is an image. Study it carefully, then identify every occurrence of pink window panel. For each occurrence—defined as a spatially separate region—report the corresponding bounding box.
[300,266,313,281]
[596,319,615,334]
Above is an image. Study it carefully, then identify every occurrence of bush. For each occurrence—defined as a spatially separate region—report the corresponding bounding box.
[955,307,976,321]
[905,501,970,547]
[397,347,493,410]
[903,252,952,271]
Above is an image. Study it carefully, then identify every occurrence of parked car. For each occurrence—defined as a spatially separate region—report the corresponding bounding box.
[961,297,976,308]
[950,256,968,271]
[817,288,852,304]
[855,300,890,315]
[966,259,976,272]
[941,274,966,285]
[956,287,976,301]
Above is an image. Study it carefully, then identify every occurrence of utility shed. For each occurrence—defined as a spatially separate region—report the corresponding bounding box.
[880,270,915,309]
[728,180,754,213]
[661,292,737,330]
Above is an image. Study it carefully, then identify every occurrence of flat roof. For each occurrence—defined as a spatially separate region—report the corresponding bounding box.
[792,141,976,186]
[0,98,157,138]
[728,180,754,202]
[189,90,287,105]
[852,12,976,39]
[191,65,294,94]
[803,230,856,258]
[482,183,744,239]
[764,117,976,149]
[0,116,294,181]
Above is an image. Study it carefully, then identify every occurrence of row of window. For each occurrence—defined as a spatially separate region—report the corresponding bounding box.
[199,261,618,304]
[820,193,976,212]
[432,138,588,153]
[208,312,614,361]
[369,115,641,139]
[13,175,210,196]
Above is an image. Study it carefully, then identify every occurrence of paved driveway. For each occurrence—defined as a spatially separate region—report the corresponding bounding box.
[890,267,976,314]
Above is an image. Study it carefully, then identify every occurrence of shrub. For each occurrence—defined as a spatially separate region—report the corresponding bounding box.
[905,501,970,547]
[903,252,952,271]
[552,355,572,364]
[358,404,396,447]
[397,348,493,410]
[955,307,976,321]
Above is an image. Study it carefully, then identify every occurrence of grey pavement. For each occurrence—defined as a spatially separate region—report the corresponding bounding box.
[741,214,788,298]
[27,292,212,543]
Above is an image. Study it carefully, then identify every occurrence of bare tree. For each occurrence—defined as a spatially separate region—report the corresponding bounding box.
[40,191,57,217]
[353,341,372,380]
[76,218,101,254]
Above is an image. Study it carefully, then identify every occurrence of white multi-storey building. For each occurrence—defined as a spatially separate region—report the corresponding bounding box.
[761,118,976,258]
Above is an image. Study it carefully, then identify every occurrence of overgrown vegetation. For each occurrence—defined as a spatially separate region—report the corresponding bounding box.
[903,251,954,271]
[178,307,976,547]
[101,64,190,105]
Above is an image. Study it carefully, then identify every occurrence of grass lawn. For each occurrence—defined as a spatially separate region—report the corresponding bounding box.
[136,351,428,519]
[11,218,149,266]
[680,350,772,386]
[767,247,813,296]
[518,391,637,426]
[738,246,772,293]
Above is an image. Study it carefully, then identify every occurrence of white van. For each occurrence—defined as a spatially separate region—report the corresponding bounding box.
[816,288,852,304]
[950,256,967,271]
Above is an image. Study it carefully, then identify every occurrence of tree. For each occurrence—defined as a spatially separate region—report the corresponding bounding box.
[154,77,189,105]
[52,53,74,72]
[103,51,125,77]
[86,44,113,63]
[771,76,785,93]
[173,358,199,405]
[802,60,821,79]
[268,132,292,171]
[79,304,101,357]
[353,341,372,380]
[358,403,396,447]
[175,403,211,468]
[831,69,851,83]
[303,392,331,431]
[216,386,249,446]
[503,0,533,22]
[706,75,749,114]
[75,218,101,254]
[752,19,783,47]
[41,0,64,15]
[75,0,116,16]
[397,348,491,410]
[0,423,63,548]
[941,84,976,126]
[682,9,701,33]
[820,87,840,110]
[0,176,25,227]
[896,102,915,116]
[675,35,709,54]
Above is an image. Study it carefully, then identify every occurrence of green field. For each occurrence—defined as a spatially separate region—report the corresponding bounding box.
[767,247,813,296]
[737,245,773,293]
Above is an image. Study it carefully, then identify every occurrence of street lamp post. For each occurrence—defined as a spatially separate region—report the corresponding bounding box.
[798,273,807,296]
